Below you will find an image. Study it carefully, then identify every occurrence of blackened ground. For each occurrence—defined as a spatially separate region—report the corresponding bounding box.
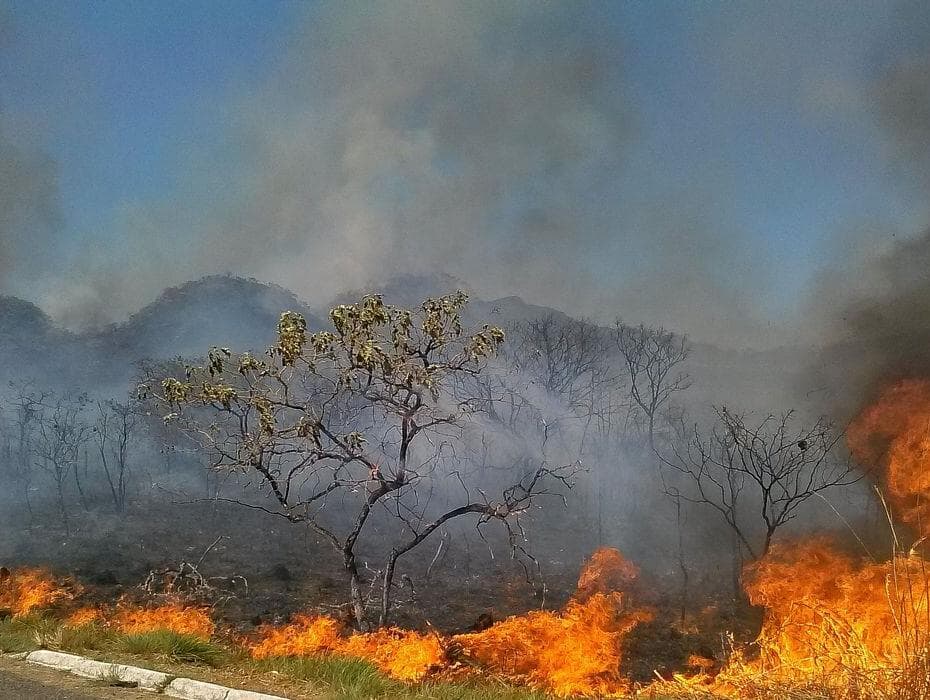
[0,496,595,632]
[0,493,775,686]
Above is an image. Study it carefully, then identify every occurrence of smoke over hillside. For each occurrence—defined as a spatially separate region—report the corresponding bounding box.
[0,0,850,349]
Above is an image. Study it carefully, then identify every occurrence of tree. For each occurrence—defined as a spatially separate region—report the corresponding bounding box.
[661,407,860,561]
[151,292,577,628]
[95,399,136,513]
[612,321,691,449]
[32,392,92,527]
[508,313,610,408]
[7,382,51,518]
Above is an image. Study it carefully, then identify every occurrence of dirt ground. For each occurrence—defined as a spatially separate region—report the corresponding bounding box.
[0,656,153,700]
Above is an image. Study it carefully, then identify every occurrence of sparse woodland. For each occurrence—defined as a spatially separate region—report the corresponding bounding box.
[0,287,860,623]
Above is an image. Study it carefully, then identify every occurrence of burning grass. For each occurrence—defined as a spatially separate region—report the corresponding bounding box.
[6,542,930,699]
[249,614,445,682]
[652,378,930,699]
[247,548,654,696]
[457,593,652,696]
[0,567,73,616]
[652,538,930,699]
[112,602,215,639]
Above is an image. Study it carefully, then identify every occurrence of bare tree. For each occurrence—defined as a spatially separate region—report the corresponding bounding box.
[32,392,92,527]
[150,292,577,628]
[661,407,860,560]
[613,321,691,449]
[95,399,136,513]
[508,313,611,409]
[7,382,51,518]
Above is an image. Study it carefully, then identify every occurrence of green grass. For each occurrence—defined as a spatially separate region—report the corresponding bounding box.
[0,616,562,699]
[0,615,683,699]
[251,655,402,697]
[0,617,222,666]
[58,622,118,652]
[408,680,554,700]
[249,654,555,700]
[116,630,226,666]
[0,614,60,653]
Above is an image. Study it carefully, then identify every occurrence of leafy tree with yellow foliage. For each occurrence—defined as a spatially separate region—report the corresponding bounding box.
[150,291,576,627]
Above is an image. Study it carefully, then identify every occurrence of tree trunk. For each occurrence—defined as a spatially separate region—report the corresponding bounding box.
[344,550,366,630]
[675,499,689,626]
[74,452,90,511]
[762,528,775,557]
[55,477,69,531]
[379,552,399,627]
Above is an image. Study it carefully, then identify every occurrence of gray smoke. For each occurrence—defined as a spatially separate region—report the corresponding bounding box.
[0,117,61,291]
[10,0,786,348]
[807,0,930,415]
[36,1,627,327]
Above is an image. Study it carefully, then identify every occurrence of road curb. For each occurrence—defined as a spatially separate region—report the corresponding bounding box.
[164,677,230,700]
[15,649,287,699]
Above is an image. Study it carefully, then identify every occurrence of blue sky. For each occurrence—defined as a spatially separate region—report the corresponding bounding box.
[2,0,300,255]
[1,1,927,347]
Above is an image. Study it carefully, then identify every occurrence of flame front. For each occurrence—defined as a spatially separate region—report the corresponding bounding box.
[248,547,651,695]
[849,377,930,537]
[457,592,650,696]
[249,614,444,682]
[113,603,215,639]
[736,539,927,691]
[457,548,651,696]
[645,539,930,698]
[66,606,105,627]
[0,568,72,616]
[16,376,930,699]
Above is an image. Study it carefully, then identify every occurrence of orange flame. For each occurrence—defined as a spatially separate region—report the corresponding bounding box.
[849,377,930,537]
[653,538,930,697]
[249,614,442,681]
[248,548,651,695]
[250,614,343,659]
[457,592,651,696]
[339,628,445,682]
[457,548,650,696]
[574,547,639,602]
[114,603,215,639]
[743,538,920,677]
[66,606,105,627]
[0,568,72,616]
[648,379,930,698]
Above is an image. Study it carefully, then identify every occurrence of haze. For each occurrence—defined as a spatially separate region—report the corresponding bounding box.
[4,1,930,350]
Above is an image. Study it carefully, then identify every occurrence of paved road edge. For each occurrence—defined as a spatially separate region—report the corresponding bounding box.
[10,650,287,700]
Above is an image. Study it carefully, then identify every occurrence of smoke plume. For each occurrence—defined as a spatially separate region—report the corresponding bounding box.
[808,0,930,414]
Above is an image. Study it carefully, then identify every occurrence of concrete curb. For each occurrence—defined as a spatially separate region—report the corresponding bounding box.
[16,649,287,699]
[164,677,230,700]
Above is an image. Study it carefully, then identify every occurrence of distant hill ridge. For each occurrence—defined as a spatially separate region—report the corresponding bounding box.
[0,273,809,415]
